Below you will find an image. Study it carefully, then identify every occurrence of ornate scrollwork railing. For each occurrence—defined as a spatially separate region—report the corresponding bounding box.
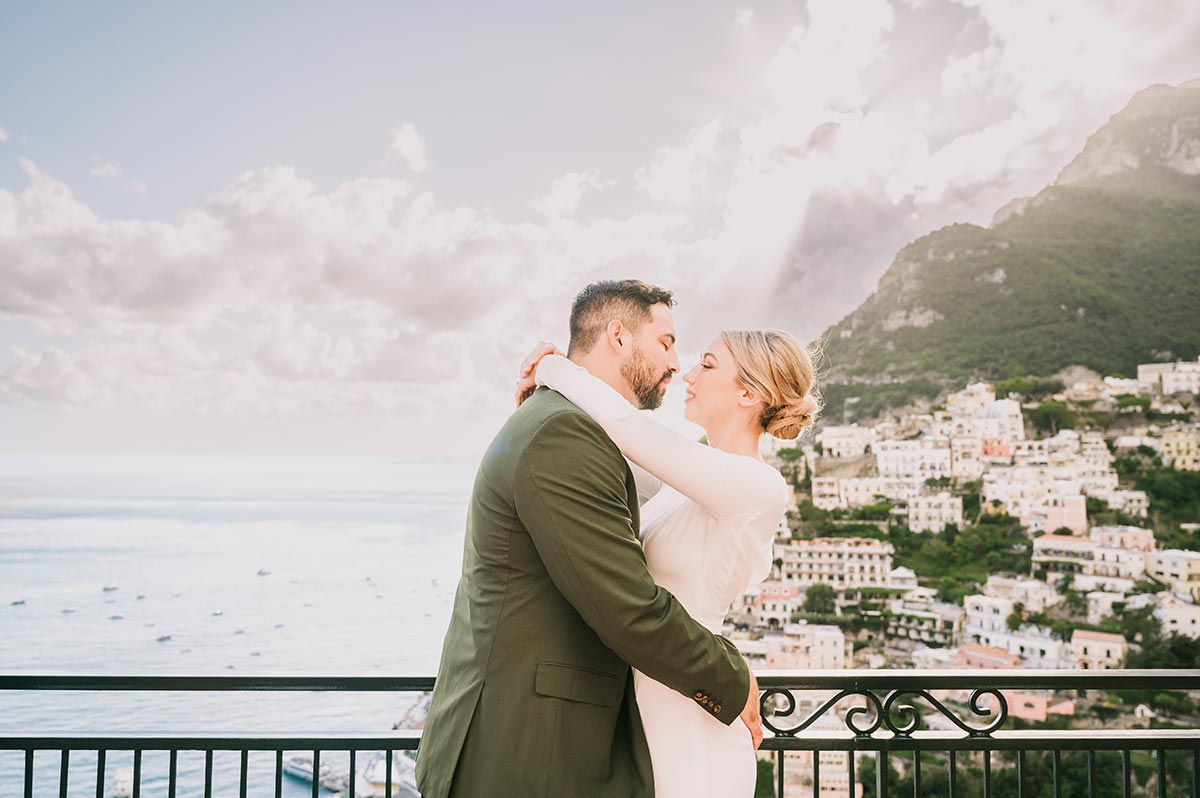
[761,685,1007,738]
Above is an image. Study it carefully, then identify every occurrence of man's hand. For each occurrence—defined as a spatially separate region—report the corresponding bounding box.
[514,341,564,407]
[740,669,764,749]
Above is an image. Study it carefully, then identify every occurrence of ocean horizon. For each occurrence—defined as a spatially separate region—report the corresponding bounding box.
[0,454,476,795]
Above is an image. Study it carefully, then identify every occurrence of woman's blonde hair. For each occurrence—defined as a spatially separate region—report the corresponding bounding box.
[719,329,822,440]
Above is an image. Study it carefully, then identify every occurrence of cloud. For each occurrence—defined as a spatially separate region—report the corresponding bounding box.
[0,128,8,144]
[530,172,612,219]
[634,120,726,206]
[5,0,1200,456]
[391,123,428,173]
[90,160,149,194]
[736,7,755,28]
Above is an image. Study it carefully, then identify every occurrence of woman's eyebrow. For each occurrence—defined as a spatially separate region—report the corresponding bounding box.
[702,352,717,362]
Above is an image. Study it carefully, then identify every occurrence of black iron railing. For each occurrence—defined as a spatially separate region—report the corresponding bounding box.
[3,670,1200,797]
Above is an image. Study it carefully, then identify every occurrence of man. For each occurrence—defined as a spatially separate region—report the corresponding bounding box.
[415,279,761,798]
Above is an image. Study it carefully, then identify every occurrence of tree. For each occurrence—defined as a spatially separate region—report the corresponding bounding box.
[804,583,837,615]
[1029,401,1075,435]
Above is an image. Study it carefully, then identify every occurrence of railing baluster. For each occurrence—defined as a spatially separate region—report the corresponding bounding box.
[846,750,854,798]
[1193,748,1199,798]
[59,750,69,798]
[812,748,819,798]
[1159,749,1168,798]
[96,749,106,798]
[1017,749,1025,798]
[204,749,213,798]
[24,749,33,798]
[386,748,393,798]
[312,750,321,798]
[133,749,142,798]
[349,750,356,798]
[777,750,784,798]
[949,750,957,798]
[1053,750,1062,798]
[240,750,248,798]
[1088,749,1097,798]
[168,749,177,798]
[913,750,920,797]
[1123,749,1131,798]
[275,750,283,798]
[876,751,888,797]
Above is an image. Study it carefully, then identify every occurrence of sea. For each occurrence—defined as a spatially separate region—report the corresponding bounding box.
[0,454,476,796]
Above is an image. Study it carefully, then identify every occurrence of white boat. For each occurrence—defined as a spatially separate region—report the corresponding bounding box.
[353,752,419,797]
[282,753,350,792]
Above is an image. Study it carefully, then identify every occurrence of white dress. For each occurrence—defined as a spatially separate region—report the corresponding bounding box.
[536,355,788,798]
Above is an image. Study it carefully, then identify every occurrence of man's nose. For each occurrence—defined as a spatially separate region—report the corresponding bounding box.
[667,351,681,374]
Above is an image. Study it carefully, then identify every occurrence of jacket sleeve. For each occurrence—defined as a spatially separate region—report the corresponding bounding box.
[536,354,785,517]
[513,409,749,725]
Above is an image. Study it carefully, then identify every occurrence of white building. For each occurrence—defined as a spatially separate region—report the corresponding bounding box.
[1161,428,1200,472]
[1156,594,1200,639]
[908,492,964,532]
[776,538,895,590]
[1090,489,1150,518]
[876,438,952,480]
[766,623,847,670]
[984,575,1063,613]
[886,587,964,650]
[950,436,986,480]
[1146,550,1200,600]
[1071,630,1126,670]
[1162,360,1200,396]
[816,424,875,458]
[1087,591,1124,625]
[963,594,1067,668]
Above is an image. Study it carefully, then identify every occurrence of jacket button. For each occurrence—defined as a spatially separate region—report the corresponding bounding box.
[694,691,705,700]
[714,705,721,713]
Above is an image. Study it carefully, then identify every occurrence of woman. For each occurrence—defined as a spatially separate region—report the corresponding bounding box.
[516,329,820,798]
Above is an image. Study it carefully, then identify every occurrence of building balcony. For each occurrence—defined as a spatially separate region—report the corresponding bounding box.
[5,670,1200,797]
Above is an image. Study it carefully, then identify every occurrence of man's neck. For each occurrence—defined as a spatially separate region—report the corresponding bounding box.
[570,351,641,407]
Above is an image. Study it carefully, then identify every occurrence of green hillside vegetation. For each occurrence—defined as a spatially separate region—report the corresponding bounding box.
[816,84,1200,422]
[823,170,1200,385]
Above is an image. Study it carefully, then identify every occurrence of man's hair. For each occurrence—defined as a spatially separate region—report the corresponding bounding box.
[568,280,675,357]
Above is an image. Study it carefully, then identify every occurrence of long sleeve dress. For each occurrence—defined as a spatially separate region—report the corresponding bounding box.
[535,355,788,798]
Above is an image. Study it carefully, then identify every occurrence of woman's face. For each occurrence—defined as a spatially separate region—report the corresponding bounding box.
[682,337,749,429]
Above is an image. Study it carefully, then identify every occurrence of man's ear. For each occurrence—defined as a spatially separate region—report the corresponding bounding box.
[605,319,626,351]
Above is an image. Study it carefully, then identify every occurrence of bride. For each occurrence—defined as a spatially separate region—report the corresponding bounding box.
[516,328,820,798]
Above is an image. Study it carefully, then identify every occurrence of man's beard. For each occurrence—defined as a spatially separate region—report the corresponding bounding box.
[621,344,672,410]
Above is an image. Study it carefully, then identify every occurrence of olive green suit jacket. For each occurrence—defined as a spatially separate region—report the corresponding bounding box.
[415,387,750,798]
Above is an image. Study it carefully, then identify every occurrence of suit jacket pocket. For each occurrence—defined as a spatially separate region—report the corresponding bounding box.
[534,662,623,707]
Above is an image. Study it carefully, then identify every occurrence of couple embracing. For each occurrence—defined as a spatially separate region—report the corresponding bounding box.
[416,279,820,798]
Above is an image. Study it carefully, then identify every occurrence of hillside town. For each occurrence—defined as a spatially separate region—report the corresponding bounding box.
[729,358,1200,796]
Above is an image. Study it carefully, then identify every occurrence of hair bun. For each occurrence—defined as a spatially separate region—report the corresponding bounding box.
[763,393,820,440]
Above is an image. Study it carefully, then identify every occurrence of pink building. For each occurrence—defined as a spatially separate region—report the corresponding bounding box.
[1045,495,1088,536]
[1092,525,1155,552]
[981,437,1013,464]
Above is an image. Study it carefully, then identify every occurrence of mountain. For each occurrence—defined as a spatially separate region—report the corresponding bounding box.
[818,81,1200,418]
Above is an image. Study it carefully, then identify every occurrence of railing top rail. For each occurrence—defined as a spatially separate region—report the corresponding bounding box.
[3,669,1200,691]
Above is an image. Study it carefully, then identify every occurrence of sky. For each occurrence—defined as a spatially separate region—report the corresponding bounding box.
[2,0,1200,463]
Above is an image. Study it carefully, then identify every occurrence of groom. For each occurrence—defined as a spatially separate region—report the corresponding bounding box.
[415,280,761,798]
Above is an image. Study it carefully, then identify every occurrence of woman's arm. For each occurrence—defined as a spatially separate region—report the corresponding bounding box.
[535,354,785,518]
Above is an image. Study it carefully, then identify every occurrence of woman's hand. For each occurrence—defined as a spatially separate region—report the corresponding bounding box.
[515,341,564,407]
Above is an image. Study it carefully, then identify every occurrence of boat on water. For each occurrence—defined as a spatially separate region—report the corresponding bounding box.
[346,751,419,798]
[282,753,350,792]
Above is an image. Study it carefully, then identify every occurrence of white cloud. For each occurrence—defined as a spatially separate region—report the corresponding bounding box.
[5,0,1200,456]
[530,172,612,219]
[391,123,428,173]
[736,7,755,28]
[90,160,148,194]
[635,120,726,206]
[0,128,8,144]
